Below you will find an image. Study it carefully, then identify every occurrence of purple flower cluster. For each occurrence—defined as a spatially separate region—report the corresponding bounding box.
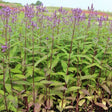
[1,43,7,52]
[88,3,94,12]
[31,21,37,29]
[2,7,11,17]
[71,8,83,22]
[97,16,106,27]
[25,5,35,21]
[58,7,68,15]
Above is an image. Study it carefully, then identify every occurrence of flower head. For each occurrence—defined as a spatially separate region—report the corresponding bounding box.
[1,43,7,52]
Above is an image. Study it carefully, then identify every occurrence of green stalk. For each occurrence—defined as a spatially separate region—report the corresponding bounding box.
[22,20,28,111]
[66,18,76,75]
[3,56,8,112]
[62,18,76,108]
[76,42,80,112]
[8,30,14,96]
[48,29,54,110]
[32,36,35,106]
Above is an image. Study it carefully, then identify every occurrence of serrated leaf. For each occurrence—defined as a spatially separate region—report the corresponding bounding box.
[95,102,108,110]
[0,90,4,95]
[50,81,63,86]
[80,74,97,81]
[102,100,106,106]
[76,36,86,40]
[51,56,60,69]
[85,63,103,70]
[73,55,92,63]
[64,106,74,109]
[81,89,90,95]
[40,80,53,86]
[64,75,71,84]
[78,99,85,106]
[101,84,111,94]
[0,75,3,80]
[5,84,12,93]
[61,60,67,73]
[13,81,30,85]
[66,86,80,93]
[13,74,26,79]
[55,86,67,91]
[10,46,18,57]
[68,67,77,72]
[34,77,45,82]
[85,95,95,102]
[11,69,22,74]
[34,53,50,67]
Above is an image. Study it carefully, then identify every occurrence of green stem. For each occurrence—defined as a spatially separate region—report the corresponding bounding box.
[3,56,8,112]
[8,32,14,96]
[66,18,76,75]
[32,36,35,105]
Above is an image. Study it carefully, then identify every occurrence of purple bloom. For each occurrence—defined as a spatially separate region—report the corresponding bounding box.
[1,44,7,52]
[1,45,7,49]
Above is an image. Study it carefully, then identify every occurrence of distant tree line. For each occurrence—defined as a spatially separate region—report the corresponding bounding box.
[31,0,43,6]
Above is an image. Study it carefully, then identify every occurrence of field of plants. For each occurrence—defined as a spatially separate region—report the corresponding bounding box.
[0,4,112,112]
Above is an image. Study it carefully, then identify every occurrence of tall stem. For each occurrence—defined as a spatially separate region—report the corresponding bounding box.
[47,28,54,109]
[22,20,28,111]
[66,19,76,75]
[8,31,14,96]
[32,36,35,105]
[3,56,8,112]
[62,18,76,108]
[76,42,80,112]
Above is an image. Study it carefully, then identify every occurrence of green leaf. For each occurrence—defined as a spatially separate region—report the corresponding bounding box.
[85,63,103,70]
[75,36,86,40]
[13,74,26,79]
[11,69,22,74]
[85,95,98,102]
[0,75,3,80]
[34,77,45,82]
[55,86,67,91]
[10,46,18,57]
[64,75,71,84]
[78,99,86,106]
[13,81,30,85]
[61,60,67,73]
[5,84,12,93]
[95,102,108,110]
[64,106,74,109]
[34,53,50,67]
[40,80,53,86]
[80,74,97,81]
[51,56,60,69]
[74,55,92,63]
[101,84,111,94]
[0,105,5,111]
[0,90,4,95]
[66,86,80,93]
[82,45,92,54]
[50,81,63,86]
[68,67,77,72]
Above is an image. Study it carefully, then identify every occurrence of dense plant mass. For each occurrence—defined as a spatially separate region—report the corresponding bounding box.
[0,4,112,112]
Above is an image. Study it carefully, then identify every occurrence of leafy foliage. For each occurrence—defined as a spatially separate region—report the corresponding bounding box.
[0,4,112,112]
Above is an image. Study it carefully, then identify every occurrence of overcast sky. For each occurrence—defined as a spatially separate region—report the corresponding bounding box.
[4,0,112,12]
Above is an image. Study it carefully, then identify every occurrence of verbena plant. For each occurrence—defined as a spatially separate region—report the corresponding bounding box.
[0,4,112,112]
